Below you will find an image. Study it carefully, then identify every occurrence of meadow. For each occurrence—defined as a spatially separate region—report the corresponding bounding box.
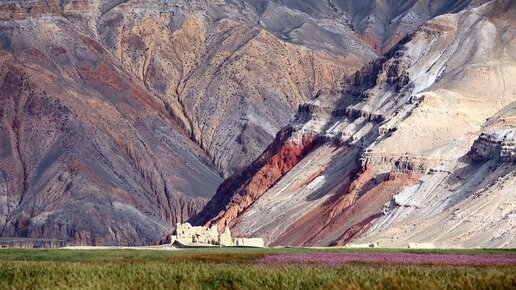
[0,247,514,289]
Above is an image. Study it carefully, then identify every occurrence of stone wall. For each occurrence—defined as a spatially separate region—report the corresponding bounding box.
[174,223,219,245]
[0,238,66,248]
[234,238,265,248]
[171,223,262,247]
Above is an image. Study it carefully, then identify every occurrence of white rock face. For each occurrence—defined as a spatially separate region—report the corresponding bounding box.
[356,160,516,248]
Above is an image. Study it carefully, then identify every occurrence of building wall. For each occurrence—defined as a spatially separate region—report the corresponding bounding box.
[175,223,219,245]
[172,223,263,247]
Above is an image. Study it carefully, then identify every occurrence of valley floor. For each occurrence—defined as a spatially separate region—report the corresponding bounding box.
[0,248,514,289]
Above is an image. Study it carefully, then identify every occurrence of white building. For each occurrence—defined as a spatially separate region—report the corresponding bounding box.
[171,223,264,247]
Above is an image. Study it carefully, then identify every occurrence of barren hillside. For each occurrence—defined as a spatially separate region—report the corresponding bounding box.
[193,0,516,248]
[0,0,512,246]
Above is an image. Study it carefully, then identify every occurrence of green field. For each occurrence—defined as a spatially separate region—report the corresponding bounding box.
[0,248,514,289]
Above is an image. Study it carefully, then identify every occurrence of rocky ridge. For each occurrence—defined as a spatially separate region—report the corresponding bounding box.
[0,16,223,245]
[470,129,515,161]
[193,0,516,248]
[0,0,415,245]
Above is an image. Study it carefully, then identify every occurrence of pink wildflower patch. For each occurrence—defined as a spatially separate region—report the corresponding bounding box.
[259,253,516,266]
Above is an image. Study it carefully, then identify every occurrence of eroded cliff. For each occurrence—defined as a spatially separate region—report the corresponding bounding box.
[196,0,516,248]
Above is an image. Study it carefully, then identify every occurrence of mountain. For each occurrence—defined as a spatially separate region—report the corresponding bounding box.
[0,4,224,245]
[192,0,516,248]
[0,0,384,245]
[0,0,513,247]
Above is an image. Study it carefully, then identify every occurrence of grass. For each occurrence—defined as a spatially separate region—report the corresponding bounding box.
[0,248,514,289]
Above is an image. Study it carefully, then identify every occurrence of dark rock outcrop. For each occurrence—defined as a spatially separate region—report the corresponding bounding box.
[469,130,515,162]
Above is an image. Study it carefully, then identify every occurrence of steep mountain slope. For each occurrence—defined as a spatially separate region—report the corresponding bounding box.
[0,0,472,246]
[0,14,222,245]
[90,0,482,176]
[90,0,367,177]
[0,0,371,246]
[193,0,516,248]
[1,1,368,178]
[0,0,372,245]
[274,0,487,51]
[0,0,506,246]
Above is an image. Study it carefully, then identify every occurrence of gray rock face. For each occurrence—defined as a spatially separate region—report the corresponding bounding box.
[0,10,222,246]
[199,0,516,248]
[275,0,485,51]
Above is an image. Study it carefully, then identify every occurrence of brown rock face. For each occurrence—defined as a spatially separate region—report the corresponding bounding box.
[269,168,421,246]
[98,8,363,177]
[0,17,222,246]
[191,129,322,230]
